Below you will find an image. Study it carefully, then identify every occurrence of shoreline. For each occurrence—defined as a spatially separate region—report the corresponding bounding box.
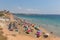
[11,13,60,37]
[13,14,60,38]
[14,14,60,37]
[0,11,60,40]
[13,14,60,37]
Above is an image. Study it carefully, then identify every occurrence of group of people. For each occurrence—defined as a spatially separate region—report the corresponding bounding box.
[8,21,18,32]
[8,19,49,38]
[22,21,42,38]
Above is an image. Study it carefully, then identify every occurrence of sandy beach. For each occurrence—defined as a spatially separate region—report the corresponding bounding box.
[1,22,60,40]
[0,11,60,40]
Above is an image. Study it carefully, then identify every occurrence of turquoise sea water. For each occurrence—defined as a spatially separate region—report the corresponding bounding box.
[14,14,60,37]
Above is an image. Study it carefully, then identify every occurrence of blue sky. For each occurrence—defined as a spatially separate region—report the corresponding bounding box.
[0,0,60,14]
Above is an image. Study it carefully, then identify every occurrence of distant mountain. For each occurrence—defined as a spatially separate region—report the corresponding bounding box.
[13,13,60,16]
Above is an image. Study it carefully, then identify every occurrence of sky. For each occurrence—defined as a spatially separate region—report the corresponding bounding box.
[0,0,60,14]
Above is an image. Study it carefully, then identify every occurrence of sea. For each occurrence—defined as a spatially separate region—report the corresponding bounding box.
[14,14,60,37]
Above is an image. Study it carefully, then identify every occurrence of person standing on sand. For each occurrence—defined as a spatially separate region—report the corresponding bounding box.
[26,27,31,34]
[23,24,28,31]
[31,24,35,27]
[36,29,42,38]
[8,22,13,31]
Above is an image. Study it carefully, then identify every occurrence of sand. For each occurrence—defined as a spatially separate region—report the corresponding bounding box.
[0,13,60,40]
[0,22,60,40]
[1,23,37,40]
